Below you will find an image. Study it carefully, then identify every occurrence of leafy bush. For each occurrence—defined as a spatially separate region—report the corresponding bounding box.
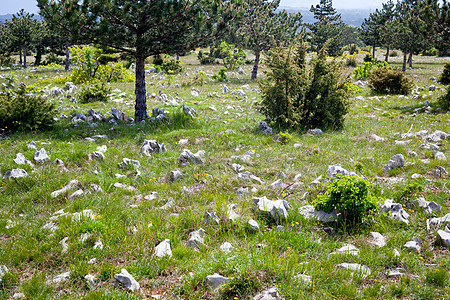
[197,51,216,65]
[363,54,373,62]
[368,68,414,95]
[152,54,164,65]
[259,42,350,131]
[43,52,64,65]
[220,41,246,71]
[161,59,183,74]
[211,68,228,81]
[438,88,450,111]
[389,50,398,57]
[346,57,357,67]
[0,54,15,67]
[438,62,450,85]
[312,176,381,226]
[0,84,55,132]
[77,82,110,103]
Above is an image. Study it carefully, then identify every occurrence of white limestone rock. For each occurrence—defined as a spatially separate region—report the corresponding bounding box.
[368,232,386,247]
[154,239,172,257]
[252,196,291,221]
[114,269,140,291]
[205,273,228,290]
[337,263,371,278]
[187,228,206,249]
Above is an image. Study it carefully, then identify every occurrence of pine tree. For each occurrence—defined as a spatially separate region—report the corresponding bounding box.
[7,10,38,68]
[227,0,302,79]
[38,0,238,121]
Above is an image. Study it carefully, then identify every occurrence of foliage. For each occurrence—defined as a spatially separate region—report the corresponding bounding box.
[211,68,228,81]
[346,57,357,67]
[312,176,381,226]
[354,61,392,80]
[0,55,15,67]
[22,273,54,299]
[219,272,261,299]
[393,182,423,204]
[77,82,111,103]
[197,51,216,65]
[0,84,55,132]
[220,41,246,71]
[152,54,164,66]
[438,88,450,111]
[438,62,450,85]
[161,59,183,74]
[363,54,373,62]
[389,50,398,57]
[368,67,414,95]
[259,42,350,131]
[425,268,448,287]
[43,52,64,65]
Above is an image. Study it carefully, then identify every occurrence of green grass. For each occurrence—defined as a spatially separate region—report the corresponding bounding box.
[0,50,450,299]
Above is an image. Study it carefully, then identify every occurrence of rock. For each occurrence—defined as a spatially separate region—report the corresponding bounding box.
[237,187,250,198]
[111,107,129,121]
[253,287,281,300]
[222,86,229,93]
[293,174,302,182]
[252,196,291,221]
[298,205,337,223]
[426,130,450,142]
[187,228,206,249]
[159,197,175,210]
[333,244,359,256]
[433,151,447,160]
[72,209,95,222]
[387,268,405,277]
[0,265,8,282]
[190,90,199,97]
[183,103,197,118]
[170,170,184,182]
[295,274,312,283]
[178,149,203,166]
[383,154,404,175]
[258,121,272,135]
[369,232,386,247]
[42,221,59,232]
[60,237,69,254]
[68,189,84,200]
[154,239,172,257]
[220,242,234,253]
[231,163,245,173]
[203,211,220,226]
[419,143,440,151]
[96,145,107,153]
[227,204,240,222]
[309,175,322,188]
[427,213,450,230]
[276,225,284,231]
[13,153,28,165]
[248,219,260,230]
[49,271,71,284]
[370,134,385,141]
[115,269,140,291]
[337,263,371,278]
[206,273,228,290]
[3,169,28,180]
[237,67,245,74]
[429,85,436,91]
[327,165,356,179]
[114,182,136,191]
[34,148,49,163]
[140,140,166,156]
[89,151,105,161]
[231,150,256,162]
[436,230,450,248]
[414,197,441,214]
[118,158,141,169]
[271,179,282,188]
[307,128,324,135]
[404,237,421,252]
[109,119,118,125]
[379,199,410,224]
[85,274,96,287]
[49,86,64,97]
[238,171,264,184]
[13,293,25,299]
[430,166,448,178]
[88,109,105,122]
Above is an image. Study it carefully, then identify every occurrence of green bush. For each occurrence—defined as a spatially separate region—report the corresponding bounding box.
[220,41,246,71]
[438,88,450,111]
[77,82,110,103]
[368,68,414,95]
[346,57,357,67]
[0,85,55,132]
[354,62,373,80]
[43,52,64,65]
[363,54,373,62]
[0,54,15,67]
[259,42,350,131]
[211,68,228,81]
[312,176,381,226]
[161,59,183,74]
[438,62,450,85]
[389,50,398,57]
[152,54,164,65]
[199,55,216,65]
[426,268,448,287]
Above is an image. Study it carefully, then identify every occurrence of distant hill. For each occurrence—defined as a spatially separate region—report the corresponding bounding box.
[278,6,374,27]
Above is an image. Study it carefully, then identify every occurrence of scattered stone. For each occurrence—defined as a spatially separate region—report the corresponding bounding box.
[299,205,337,223]
[237,187,250,198]
[187,228,206,249]
[88,258,97,264]
[238,171,264,184]
[60,237,69,254]
[178,149,203,166]
[13,293,25,299]
[183,103,197,118]
[383,154,404,175]
[252,196,291,221]
[34,148,49,163]
[248,219,259,230]
[430,166,448,178]
[203,211,220,226]
[307,128,324,135]
[49,271,71,284]
[227,204,240,222]
[3,169,28,180]
[140,140,166,156]
[222,86,229,93]
[369,134,385,141]
[293,174,302,182]
[271,179,282,188]
[393,249,400,257]
[89,151,105,161]
[69,189,84,201]
[13,153,28,165]
[154,239,172,257]
[231,150,256,163]
[237,67,245,74]
[427,213,450,230]
[93,239,104,250]
[414,197,441,214]
[220,242,234,253]
[85,274,96,287]
[170,170,184,182]
[206,273,228,290]
[258,121,272,135]
[114,182,136,191]
[295,274,312,283]
[118,158,141,169]
[404,237,421,252]
[327,165,356,179]
[309,175,322,188]
[333,244,359,256]
[159,197,175,210]
[379,199,410,224]
[115,269,140,291]
[88,109,105,122]
[433,151,447,160]
[368,232,386,247]
[27,141,37,150]
[387,268,405,277]
[190,90,199,97]
[420,143,441,151]
[253,287,281,300]
[42,221,59,232]
[72,209,95,222]
[231,163,245,173]
[276,225,284,231]
[111,107,129,121]
[0,265,8,282]
[337,263,371,278]
[426,130,450,142]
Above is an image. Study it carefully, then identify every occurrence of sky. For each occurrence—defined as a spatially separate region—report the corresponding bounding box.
[0,0,385,15]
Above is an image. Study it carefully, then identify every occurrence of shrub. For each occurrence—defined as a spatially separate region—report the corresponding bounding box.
[0,54,15,67]
[43,52,64,65]
[199,55,216,65]
[77,82,110,103]
[312,176,381,226]
[368,68,414,95]
[220,41,246,71]
[346,57,357,67]
[161,59,183,74]
[438,88,450,111]
[354,62,373,80]
[211,68,228,81]
[426,268,448,287]
[389,50,398,57]
[259,42,350,131]
[363,54,373,62]
[438,62,450,85]
[152,54,164,65]
[0,85,55,132]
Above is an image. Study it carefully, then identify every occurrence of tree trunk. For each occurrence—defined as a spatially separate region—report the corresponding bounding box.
[35,47,42,66]
[402,51,407,72]
[65,42,70,71]
[372,44,376,59]
[385,47,390,62]
[176,53,179,61]
[408,51,413,69]
[134,55,147,122]
[23,46,27,69]
[19,48,22,64]
[251,50,260,80]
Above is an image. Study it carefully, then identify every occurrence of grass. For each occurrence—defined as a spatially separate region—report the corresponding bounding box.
[0,49,450,299]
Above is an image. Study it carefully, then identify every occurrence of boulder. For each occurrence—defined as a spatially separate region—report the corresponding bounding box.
[114,269,140,291]
[337,263,371,278]
[368,232,386,247]
[183,104,197,118]
[154,239,172,257]
[258,121,272,135]
[248,219,260,230]
[89,151,105,161]
[170,170,184,182]
[414,197,442,214]
[252,196,291,221]
[118,158,141,169]
[383,154,404,175]
[427,213,450,230]
[298,205,337,223]
[34,148,50,163]
[327,165,356,179]
[220,242,234,254]
[253,287,281,300]
[187,228,206,249]
[436,230,450,248]
[178,149,203,166]
[3,169,28,180]
[379,199,410,224]
[227,204,240,222]
[140,140,166,156]
[13,153,28,165]
[404,237,421,252]
[205,273,228,290]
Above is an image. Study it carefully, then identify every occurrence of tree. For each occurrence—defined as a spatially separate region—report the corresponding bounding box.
[38,0,239,121]
[308,0,344,57]
[227,0,302,79]
[7,9,38,68]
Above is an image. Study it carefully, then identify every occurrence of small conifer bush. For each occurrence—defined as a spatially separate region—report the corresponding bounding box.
[438,62,450,85]
[78,82,110,103]
[368,68,414,95]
